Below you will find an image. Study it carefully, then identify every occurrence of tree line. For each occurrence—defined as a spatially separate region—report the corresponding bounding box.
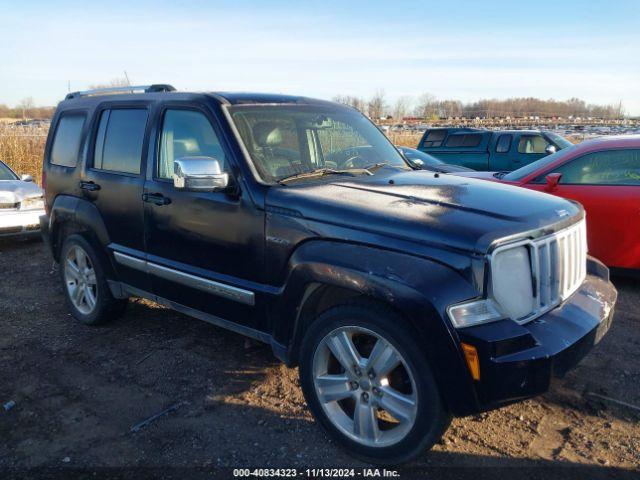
[333,91,626,121]
[0,98,55,120]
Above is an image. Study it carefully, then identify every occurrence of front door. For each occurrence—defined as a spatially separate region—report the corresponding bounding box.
[143,104,265,328]
[81,104,152,291]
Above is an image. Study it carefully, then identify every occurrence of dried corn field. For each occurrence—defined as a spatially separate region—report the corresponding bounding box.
[0,124,48,184]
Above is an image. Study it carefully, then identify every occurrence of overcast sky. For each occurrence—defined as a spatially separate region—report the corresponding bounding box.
[2,0,639,114]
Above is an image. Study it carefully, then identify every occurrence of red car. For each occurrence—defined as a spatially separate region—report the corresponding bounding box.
[457,135,640,271]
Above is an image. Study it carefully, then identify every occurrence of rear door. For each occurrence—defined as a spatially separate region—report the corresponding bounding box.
[82,103,152,290]
[488,133,514,171]
[526,149,640,269]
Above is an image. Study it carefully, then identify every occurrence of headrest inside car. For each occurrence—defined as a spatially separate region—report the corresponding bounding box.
[253,122,283,147]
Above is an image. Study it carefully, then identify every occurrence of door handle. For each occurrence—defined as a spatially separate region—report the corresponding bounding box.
[142,192,171,206]
[80,181,101,191]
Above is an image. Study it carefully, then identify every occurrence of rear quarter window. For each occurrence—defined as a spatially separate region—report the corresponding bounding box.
[50,113,86,167]
[422,130,446,148]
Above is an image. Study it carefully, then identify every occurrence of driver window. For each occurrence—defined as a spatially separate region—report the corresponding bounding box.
[551,150,640,185]
[518,135,548,154]
[158,109,226,180]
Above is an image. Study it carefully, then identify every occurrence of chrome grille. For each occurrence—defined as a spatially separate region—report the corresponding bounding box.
[0,202,19,210]
[528,219,587,321]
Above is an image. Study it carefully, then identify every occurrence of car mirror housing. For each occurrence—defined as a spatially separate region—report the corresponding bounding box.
[21,174,33,182]
[173,156,229,192]
[545,145,557,155]
[545,172,562,192]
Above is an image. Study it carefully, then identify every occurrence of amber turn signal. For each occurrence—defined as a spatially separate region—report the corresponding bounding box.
[461,342,481,381]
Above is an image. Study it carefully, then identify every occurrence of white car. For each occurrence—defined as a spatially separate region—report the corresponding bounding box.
[0,160,45,237]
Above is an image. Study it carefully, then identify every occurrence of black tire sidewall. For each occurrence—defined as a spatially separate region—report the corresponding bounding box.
[299,303,450,465]
[59,234,117,325]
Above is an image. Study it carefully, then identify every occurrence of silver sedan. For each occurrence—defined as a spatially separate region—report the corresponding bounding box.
[0,160,45,237]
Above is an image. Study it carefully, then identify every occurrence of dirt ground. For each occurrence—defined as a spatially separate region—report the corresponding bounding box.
[0,237,638,478]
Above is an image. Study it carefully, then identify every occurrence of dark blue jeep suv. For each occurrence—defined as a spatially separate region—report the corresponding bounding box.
[40,85,616,464]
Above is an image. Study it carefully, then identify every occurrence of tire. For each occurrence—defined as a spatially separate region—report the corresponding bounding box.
[59,234,127,325]
[299,301,451,465]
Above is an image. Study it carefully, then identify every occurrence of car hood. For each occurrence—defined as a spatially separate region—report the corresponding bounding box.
[266,169,581,254]
[452,171,503,180]
[0,180,43,204]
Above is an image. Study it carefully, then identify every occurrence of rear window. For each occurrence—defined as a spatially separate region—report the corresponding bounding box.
[445,133,482,148]
[94,109,148,174]
[50,113,86,167]
[422,130,446,148]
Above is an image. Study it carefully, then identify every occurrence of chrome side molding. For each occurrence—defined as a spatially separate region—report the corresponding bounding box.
[113,251,255,306]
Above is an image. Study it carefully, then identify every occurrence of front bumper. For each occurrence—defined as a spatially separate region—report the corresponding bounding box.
[458,257,617,411]
[0,209,44,237]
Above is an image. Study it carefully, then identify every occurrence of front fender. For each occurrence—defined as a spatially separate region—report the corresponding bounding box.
[270,240,481,415]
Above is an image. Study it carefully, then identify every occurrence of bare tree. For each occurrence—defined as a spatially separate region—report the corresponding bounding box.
[414,93,438,119]
[392,96,412,121]
[88,77,131,90]
[333,95,367,113]
[18,97,35,119]
[368,90,387,120]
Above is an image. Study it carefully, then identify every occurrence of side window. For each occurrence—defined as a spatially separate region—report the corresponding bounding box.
[94,109,148,174]
[50,113,86,167]
[495,134,512,153]
[445,133,482,148]
[158,109,226,180]
[518,135,548,154]
[552,150,640,185]
[422,130,446,148]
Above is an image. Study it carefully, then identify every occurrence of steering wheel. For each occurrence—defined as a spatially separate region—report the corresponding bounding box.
[334,148,367,169]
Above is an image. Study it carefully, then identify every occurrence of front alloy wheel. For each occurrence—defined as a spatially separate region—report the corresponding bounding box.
[313,326,418,447]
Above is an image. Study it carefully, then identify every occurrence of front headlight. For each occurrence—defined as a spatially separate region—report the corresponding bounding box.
[20,196,44,210]
[448,244,534,328]
[490,245,534,320]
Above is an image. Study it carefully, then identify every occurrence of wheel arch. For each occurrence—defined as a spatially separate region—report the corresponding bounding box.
[48,195,117,280]
[269,240,481,415]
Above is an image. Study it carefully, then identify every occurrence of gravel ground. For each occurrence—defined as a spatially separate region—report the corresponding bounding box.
[0,237,638,478]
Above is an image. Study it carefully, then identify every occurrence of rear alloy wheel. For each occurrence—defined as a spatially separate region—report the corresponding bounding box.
[59,234,127,325]
[64,245,98,315]
[300,303,450,464]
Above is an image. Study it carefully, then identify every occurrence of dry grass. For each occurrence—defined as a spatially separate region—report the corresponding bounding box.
[0,124,48,185]
[387,132,422,148]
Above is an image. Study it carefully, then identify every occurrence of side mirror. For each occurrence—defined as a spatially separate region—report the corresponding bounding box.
[545,172,562,192]
[545,145,557,155]
[21,174,33,182]
[410,158,425,169]
[173,156,229,192]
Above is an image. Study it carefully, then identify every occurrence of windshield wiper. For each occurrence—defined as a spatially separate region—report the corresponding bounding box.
[278,168,371,185]
[364,162,390,173]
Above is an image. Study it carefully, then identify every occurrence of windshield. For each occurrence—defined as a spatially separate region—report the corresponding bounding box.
[546,132,573,149]
[0,161,18,180]
[503,142,580,181]
[229,105,410,183]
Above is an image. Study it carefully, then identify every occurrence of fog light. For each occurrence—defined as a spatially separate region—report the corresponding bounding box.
[461,342,480,381]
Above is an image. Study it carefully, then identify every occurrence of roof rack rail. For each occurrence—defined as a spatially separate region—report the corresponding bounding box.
[65,84,176,100]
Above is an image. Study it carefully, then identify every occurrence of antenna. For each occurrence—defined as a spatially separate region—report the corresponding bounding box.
[124,71,131,86]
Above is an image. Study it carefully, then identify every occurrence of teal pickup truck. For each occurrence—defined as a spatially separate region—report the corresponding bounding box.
[417,128,572,171]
